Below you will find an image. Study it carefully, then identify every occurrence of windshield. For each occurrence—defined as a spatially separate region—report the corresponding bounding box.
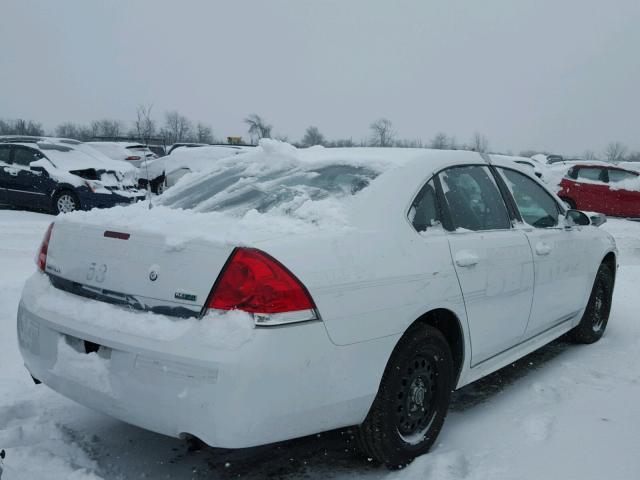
[159,162,378,216]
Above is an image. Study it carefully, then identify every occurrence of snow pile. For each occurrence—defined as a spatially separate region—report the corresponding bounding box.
[22,273,254,346]
[61,140,427,246]
[608,176,640,191]
[197,310,255,350]
[52,337,112,395]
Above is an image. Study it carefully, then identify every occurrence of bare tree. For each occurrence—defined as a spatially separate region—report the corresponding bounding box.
[393,138,424,148]
[91,119,123,138]
[369,118,396,147]
[55,122,83,140]
[162,111,193,144]
[626,151,640,162]
[583,149,598,160]
[469,132,489,153]
[604,142,627,162]
[301,126,326,146]
[329,138,356,147]
[430,132,449,150]
[244,114,272,143]
[0,118,44,136]
[133,104,156,143]
[195,122,215,143]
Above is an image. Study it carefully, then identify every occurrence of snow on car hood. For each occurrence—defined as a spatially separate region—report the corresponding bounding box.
[43,146,135,174]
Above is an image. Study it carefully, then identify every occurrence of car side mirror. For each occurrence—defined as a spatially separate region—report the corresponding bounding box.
[589,212,607,227]
[566,209,591,226]
[30,165,49,177]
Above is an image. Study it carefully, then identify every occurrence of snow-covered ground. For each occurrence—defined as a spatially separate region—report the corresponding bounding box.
[1,209,639,480]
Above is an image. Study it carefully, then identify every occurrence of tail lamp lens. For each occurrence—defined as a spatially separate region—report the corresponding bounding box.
[208,248,317,325]
[36,223,55,272]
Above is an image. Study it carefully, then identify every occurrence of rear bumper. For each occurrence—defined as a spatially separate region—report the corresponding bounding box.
[17,273,396,448]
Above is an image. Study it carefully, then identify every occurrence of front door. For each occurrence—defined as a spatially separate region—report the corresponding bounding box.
[496,167,591,337]
[438,165,535,365]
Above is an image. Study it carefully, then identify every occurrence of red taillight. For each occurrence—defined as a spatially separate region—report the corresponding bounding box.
[125,155,141,161]
[36,223,54,272]
[208,248,316,323]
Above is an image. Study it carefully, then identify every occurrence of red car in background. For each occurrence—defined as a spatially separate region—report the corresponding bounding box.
[558,163,640,217]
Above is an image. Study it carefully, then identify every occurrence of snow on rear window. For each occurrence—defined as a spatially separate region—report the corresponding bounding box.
[159,162,378,216]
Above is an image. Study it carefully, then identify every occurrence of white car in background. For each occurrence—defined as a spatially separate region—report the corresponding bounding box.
[18,141,616,468]
[141,144,253,193]
[86,142,157,168]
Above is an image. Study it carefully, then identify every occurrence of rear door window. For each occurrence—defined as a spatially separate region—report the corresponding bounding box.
[408,179,440,232]
[438,165,511,231]
[577,167,605,182]
[0,145,11,164]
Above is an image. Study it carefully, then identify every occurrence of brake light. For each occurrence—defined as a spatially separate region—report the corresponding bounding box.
[207,248,317,326]
[125,156,141,161]
[36,223,54,272]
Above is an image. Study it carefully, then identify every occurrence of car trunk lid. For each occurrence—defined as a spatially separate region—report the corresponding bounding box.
[45,221,235,317]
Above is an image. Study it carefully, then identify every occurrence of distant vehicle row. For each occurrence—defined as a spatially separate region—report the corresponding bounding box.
[0,137,145,214]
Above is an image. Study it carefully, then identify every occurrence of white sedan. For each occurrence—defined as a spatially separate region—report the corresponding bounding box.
[142,144,253,193]
[17,141,616,468]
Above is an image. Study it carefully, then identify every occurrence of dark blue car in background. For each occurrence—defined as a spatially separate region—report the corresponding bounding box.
[0,137,145,214]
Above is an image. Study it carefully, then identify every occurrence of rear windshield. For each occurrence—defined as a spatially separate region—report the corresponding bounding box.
[159,163,378,216]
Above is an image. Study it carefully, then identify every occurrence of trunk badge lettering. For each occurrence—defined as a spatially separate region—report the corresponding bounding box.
[175,292,197,302]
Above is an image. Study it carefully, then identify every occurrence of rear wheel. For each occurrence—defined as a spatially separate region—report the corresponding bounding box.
[53,190,80,214]
[355,324,454,469]
[569,263,613,344]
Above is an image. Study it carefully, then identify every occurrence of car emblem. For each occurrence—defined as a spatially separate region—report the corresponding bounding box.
[149,271,158,281]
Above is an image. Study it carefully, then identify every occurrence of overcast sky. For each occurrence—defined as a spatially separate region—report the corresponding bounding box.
[1,0,639,155]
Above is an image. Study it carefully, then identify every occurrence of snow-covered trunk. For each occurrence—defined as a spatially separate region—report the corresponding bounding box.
[44,221,235,316]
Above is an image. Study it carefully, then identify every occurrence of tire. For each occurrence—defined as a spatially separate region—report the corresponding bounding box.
[569,263,614,344]
[156,178,166,195]
[560,196,576,210]
[355,324,454,469]
[53,190,80,214]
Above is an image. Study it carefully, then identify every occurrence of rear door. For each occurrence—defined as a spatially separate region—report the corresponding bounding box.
[0,145,11,204]
[495,167,591,338]
[574,167,612,214]
[438,165,535,366]
[4,146,49,208]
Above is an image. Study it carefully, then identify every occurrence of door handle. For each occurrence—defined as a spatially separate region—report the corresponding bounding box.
[455,251,479,268]
[8,170,19,176]
[535,242,552,256]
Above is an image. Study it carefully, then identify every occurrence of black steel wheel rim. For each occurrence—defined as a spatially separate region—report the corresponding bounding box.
[592,281,608,332]
[395,354,438,438]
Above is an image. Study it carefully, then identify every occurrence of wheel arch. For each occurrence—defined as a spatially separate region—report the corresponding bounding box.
[51,183,79,200]
[383,308,466,388]
[51,185,82,212]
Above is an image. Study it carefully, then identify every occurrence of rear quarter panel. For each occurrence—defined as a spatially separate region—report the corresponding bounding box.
[258,226,467,348]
